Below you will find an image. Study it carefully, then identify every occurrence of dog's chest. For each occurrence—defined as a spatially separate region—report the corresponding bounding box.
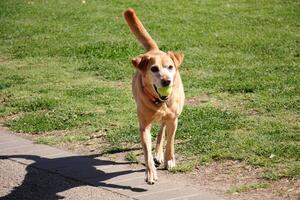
[153,103,177,122]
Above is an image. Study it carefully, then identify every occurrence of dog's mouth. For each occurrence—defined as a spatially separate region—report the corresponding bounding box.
[153,85,168,101]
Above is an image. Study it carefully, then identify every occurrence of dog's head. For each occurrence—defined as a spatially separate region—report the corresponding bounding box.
[132,51,184,99]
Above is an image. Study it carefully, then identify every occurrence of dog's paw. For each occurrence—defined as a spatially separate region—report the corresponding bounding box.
[145,168,158,185]
[154,157,161,167]
[165,158,176,170]
[154,152,164,167]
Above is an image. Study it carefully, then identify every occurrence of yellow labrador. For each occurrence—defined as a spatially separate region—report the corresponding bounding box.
[123,8,185,184]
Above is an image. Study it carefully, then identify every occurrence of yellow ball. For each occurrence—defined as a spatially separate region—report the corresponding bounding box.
[158,86,172,96]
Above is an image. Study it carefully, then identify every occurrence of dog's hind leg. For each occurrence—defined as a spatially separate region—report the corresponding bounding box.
[154,124,165,167]
[164,118,178,170]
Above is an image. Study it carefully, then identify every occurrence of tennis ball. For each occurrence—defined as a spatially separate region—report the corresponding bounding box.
[158,86,172,96]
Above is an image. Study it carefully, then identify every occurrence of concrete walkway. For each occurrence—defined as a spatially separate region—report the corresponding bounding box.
[0,129,224,200]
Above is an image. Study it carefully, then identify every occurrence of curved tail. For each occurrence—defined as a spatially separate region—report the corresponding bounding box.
[123,8,159,51]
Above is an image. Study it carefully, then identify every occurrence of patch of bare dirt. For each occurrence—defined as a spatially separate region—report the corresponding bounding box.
[0,57,10,64]
[167,160,300,200]
[186,93,211,106]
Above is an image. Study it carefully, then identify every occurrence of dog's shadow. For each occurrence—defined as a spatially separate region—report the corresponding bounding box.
[0,153,146,200]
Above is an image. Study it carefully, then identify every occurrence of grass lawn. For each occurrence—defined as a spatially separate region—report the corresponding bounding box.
[0,0,299,182]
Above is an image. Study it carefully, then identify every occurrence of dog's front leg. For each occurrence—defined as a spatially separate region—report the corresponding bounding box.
[165,118,178,170]
[154,124,165,167]
[139,124,157,184]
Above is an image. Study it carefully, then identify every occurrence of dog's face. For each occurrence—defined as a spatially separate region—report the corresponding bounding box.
[132,51,184,98]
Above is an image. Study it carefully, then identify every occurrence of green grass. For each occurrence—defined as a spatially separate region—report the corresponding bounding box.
[36,134,89,145]
[0,0,299,180]
[169,160,198,173]
[101,146,133,155]
[125,152,139,163]
[227,182,270,193]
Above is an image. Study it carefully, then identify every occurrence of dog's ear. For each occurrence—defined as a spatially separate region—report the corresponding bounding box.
[132,55,150,73]
[168,51,184,68]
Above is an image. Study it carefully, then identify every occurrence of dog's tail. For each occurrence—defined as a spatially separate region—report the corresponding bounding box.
[123,8,159,51]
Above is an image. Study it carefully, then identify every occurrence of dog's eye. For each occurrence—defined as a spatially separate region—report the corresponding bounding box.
[168,65,174,70]
[151,66,159,73]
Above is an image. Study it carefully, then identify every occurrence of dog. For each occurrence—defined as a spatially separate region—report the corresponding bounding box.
[123,8,185,184]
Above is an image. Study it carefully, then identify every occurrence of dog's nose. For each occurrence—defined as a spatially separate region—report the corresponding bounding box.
[161,79,171,87]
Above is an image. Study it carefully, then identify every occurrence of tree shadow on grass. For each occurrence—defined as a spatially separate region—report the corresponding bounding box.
[0,154,146,200]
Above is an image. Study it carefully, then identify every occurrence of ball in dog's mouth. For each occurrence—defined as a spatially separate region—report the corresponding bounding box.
[154,85,172,100]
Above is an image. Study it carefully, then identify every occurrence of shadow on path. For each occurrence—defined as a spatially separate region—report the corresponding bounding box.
[0,154,146,200]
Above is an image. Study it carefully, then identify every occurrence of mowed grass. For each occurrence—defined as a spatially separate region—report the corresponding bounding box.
[0,0,299,180]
